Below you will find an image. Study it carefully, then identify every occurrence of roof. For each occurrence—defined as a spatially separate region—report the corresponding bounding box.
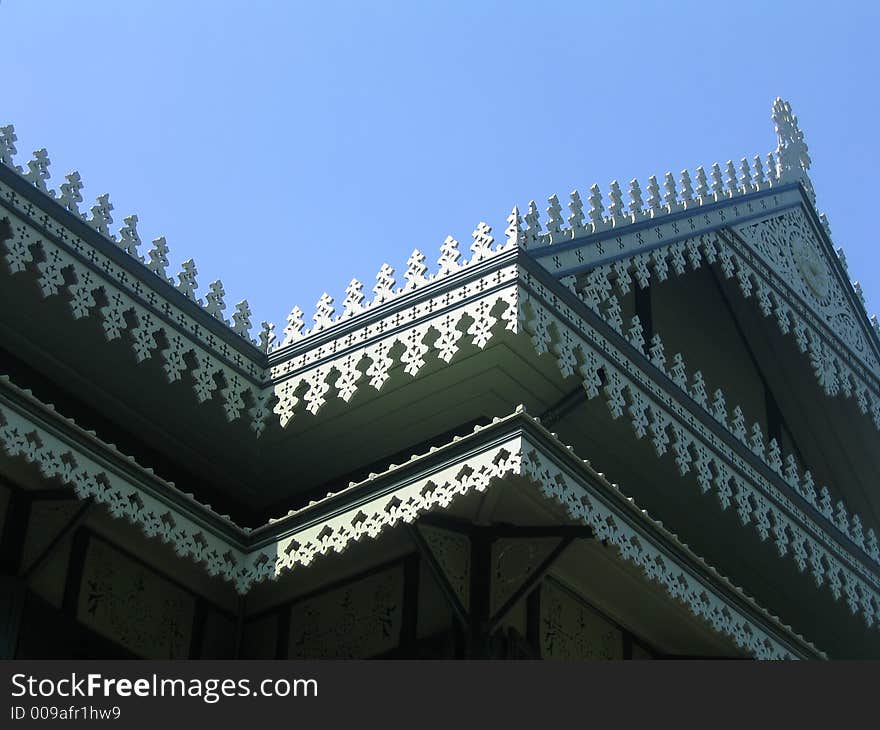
[0,370,824,658]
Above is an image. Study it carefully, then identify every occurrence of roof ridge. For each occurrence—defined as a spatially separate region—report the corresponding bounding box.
[3,98,874,358]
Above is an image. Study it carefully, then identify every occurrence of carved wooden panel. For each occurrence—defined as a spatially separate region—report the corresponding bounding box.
[289,565,403,659]
[491,537,559,616]
[540,579,622,660]
[77,537,195,659]
[419,525,470,609]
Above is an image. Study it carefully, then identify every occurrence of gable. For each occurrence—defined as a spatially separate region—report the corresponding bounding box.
[734,206,879,377]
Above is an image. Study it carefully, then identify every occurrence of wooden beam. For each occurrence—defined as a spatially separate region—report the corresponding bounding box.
[467,530,492,658]
[400,552,420,656]
[20,498,93,581]
[406,523,469,629]
[488,536,574,633]
[415,512,474,535]
[483,524,594,539]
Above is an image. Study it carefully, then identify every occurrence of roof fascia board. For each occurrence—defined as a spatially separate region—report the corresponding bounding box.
[0,164,262,363]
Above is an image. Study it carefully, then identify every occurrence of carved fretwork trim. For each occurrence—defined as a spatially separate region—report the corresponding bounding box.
[0,377,823,658]
[518,263,880,628]
[569,214,880,564]
[0,194,270,433]
[269,264,520,425]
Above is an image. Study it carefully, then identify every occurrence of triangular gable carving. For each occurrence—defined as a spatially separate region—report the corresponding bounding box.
[733,207,879,377]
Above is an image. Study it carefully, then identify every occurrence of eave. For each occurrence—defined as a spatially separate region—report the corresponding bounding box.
[0,372,824,659]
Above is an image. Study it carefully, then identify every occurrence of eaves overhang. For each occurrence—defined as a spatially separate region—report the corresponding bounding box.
[0,372,825,659]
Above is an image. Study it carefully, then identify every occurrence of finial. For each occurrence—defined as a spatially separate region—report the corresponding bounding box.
[691,371,708,407]
[504,206,524,250]
[343,278,365,315]
[695,166,709,202]
[679,170,693,207]
[772,98,811,181]
[0,125,19,168]
[437,235,461,275]
[259,322,276,353]
[231,300,253,338]
[146,237,171,282]
[24,149,51,191]
[853,281,866,306]
[725,160,738,196]
[568,190,587,237]
[628,316,645,352]
[710,163,724,200]
[752,155,765,189]
[670,352,687,388]
[88,193,114,237]
[766,152,779,185]
[663,172,678,210]
[204,280,227,320]
[404,249,428,287]
[470,221,494,262]
[523,200,543,247]
[739,158,753,193]
[373,263,396,303]
[646,175,662,216]
[711,389,727,422]
[731,406,747,441]
[283,305,305,345]
[313,292,335,330]
[56,171,84,215]
[176,259,199,301]
[628,178,644,220]
[545,194,565,243]
[608,181,625,224]
[117,214,142,259]
[649,334,666,371]
[587,185,604,232]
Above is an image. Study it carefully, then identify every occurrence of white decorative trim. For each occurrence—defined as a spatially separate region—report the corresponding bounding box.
[520,270,880,629]
[269,265,520,426]
[0,377,823,658]
[0,203,268,433]
[572,217,880,562]
[576,222,880,561]
[0,380,248,586]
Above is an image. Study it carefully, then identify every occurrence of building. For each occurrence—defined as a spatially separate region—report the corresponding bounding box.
[0,99,876,659]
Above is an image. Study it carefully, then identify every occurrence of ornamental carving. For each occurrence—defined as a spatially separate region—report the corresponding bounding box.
[78,537,195,659]
[289,566,403,659]
[735,209,877,371]
[541,579,622,659]
[420,525,470,609]
[491,537,559,616]
[0,380,823,657]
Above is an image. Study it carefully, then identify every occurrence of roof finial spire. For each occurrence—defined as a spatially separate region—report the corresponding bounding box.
[772,98,814,200]
[504,206,524,250]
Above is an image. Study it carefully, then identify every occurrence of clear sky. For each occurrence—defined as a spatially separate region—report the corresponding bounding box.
[3,1,879,330]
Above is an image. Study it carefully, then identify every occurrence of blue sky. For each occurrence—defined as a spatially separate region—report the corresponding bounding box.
[3,1,879,329]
